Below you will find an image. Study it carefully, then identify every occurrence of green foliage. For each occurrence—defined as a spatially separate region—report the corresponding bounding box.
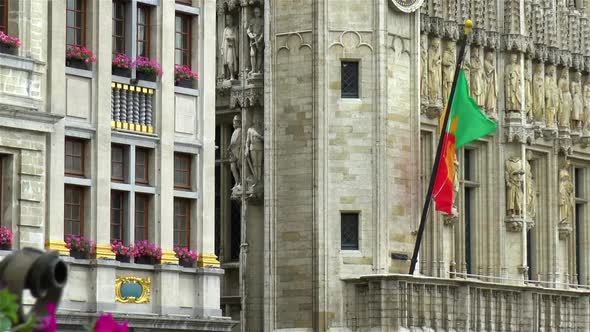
[0,288,39,332]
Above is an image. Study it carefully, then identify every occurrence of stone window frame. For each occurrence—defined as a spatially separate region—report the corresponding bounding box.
[340,60,360,99]
[65,137,87,177]
[340,211,360,251]
[109,139,156,246]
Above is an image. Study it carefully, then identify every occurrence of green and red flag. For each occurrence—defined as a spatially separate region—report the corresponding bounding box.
[432,69,497,215]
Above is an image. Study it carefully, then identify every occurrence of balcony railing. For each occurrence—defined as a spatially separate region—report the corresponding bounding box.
[111,83,154,134]
[344,274,590,331]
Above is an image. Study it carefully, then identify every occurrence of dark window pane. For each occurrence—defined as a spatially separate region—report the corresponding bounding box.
[65,138,84,176]
[173,199,190,247]
[341,213,359,250]
[135,148,149,184]
[341,61,359,98]
[110,191,124,242]
[174,153,191,189]
[111,145,125,181]
[64,186,84,237]
[135,194,149,241]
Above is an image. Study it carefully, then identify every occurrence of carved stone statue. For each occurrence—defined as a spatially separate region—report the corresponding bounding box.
[428,38,442,105]
[525,60,533,120]
[442,42,456,102]
[558,70,572,129]
[525,151,536,220]
[451,155,460,217]
[505,53,521,112]
[571,71,583,131]
[420,35,428,99]
[470,47,484,107]
[245,113,264,191]
[221,15,238,80]
[532,64,545,123]
[463,47,471,89]
[559,160,574,225]
[246,7,264,75]
[506,156,524,218]
[484,52,497,113]
[545,65,558,128]
[584,81,590,135]
[228,115,242,191]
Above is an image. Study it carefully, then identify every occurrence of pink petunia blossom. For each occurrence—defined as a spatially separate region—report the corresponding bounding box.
[35,302,57,332]
[93,313,128,332]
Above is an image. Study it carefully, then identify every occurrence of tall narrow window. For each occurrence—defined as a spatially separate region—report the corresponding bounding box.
[341,61,359,98]
[66,0,85,48]
[575,168,586,285]
[64,185,84,237]
[174,14,191,66]
[135,148,149,184]
[174,153,191,189]
[174,199,190,247]
[110,191,125,241]
[111,145,125,182]
[135,194,149,241]
[463,149,477,275]
[341,212,359,250]
[65,138,85,176]
[0,0,7,32]
[112,0,126,55]
[137,5,150,57]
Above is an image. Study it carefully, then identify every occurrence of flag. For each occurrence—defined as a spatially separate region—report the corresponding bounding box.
[432,69,497,214]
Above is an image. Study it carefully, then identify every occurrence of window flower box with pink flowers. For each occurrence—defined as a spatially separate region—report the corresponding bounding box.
[174,246,198,268]
[65,235,95,259]
[132,56,162,82]
[0,31,21,55]
[0,226,12,251]
[66,46,96,71]
[132,240,162,265]
[112,53,133,77]
[174,64,198,88]
[111,240,136,263]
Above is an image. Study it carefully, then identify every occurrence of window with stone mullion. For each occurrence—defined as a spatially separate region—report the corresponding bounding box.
[112,0,126,56]
[460,147,480,276]
[574,167,587,285]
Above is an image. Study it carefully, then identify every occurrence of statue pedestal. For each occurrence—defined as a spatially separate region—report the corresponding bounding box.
[420,102,443,119]
[558,224,572,240]
[542,127,558,140]
[505,216,525,232]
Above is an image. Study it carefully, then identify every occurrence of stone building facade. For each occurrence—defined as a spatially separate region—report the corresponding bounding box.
[0,0,233,330]
[215,0,590,331]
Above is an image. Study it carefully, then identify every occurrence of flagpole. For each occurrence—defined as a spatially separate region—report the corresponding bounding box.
[409,20,473,275]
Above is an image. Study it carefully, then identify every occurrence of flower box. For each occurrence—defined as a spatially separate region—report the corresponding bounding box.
[179,258,195,268]
[0,44,16,55]
[174,246,198,268]
[0,243,11,251]
[112,66,131,77]
[0,226,13,250]
[67,58,90,70]
[0,31,20,55]
[175,78,194,88]
[70,249,88,259]
[136,71,157,82]
[135,255,156,265]
[116,254,131,263]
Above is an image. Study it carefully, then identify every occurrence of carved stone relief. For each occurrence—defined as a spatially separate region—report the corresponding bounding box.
[505,53,522,112]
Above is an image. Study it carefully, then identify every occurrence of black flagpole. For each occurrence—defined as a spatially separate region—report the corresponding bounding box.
[409,20,473,275]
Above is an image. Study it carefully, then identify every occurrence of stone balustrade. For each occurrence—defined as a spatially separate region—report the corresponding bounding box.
[111,82,154,134]
[344,274,590,331]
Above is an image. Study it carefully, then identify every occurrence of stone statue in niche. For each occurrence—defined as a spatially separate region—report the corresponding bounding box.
[221,14,239,80]
[442,42,456,103]
[559,160,574,225]
[463,47,471,89]
[228,115,242,193]
[484,52,497,113]
[420,35,428,100]
[470,47,485,107]
[584,81,590,135]
[428,38,442,105]
[245,113,264,192]
[525,151,536,220]
[505,156,524,218]
[505,53,521,112]
[545,65,558,128]
[451,155,460,217]
[525,60,533,121]
[571,71,583,131]
[558,70,572,129]
[246,6,264,75]
[532,64,545,123]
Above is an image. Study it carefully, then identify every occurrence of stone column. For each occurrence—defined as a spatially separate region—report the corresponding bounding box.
[45,0,67,255]
[198,0,220,267]
[158,0,176,264]
[155,265,180,314]
[94,0,115,259]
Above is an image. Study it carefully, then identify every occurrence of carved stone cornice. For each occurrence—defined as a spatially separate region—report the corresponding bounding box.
[572,53,584,71]
[557,49,572,67]
[229,85,263,109]
[555,135,573,155]
[429,17,444,38]
[442,20,459,41]
[217,0,240,13]
[503,34,528,53]
[504,113,534,144]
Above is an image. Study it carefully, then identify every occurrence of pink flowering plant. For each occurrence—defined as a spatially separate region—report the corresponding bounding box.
[132,240,162,260]
[87,313,128,332]
[0,226,12,246]
[174,246,198,263]
[65,235,96,255]
[66,46,96,64]
[110,240,135,256]
[132,56,162,76]
[112,53,132,69]
[174,64,198,82]
[0,31,21,48]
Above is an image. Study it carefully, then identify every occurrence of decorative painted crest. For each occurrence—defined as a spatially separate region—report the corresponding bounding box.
[389,0,424,13]
[115,276,151,304]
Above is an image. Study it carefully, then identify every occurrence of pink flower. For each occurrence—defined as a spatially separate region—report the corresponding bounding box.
[35,302,56,332]
[93,313,128,332]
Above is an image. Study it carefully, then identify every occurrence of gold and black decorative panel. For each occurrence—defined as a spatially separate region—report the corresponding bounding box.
[115,276,151,304]
[389,0,424,13]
